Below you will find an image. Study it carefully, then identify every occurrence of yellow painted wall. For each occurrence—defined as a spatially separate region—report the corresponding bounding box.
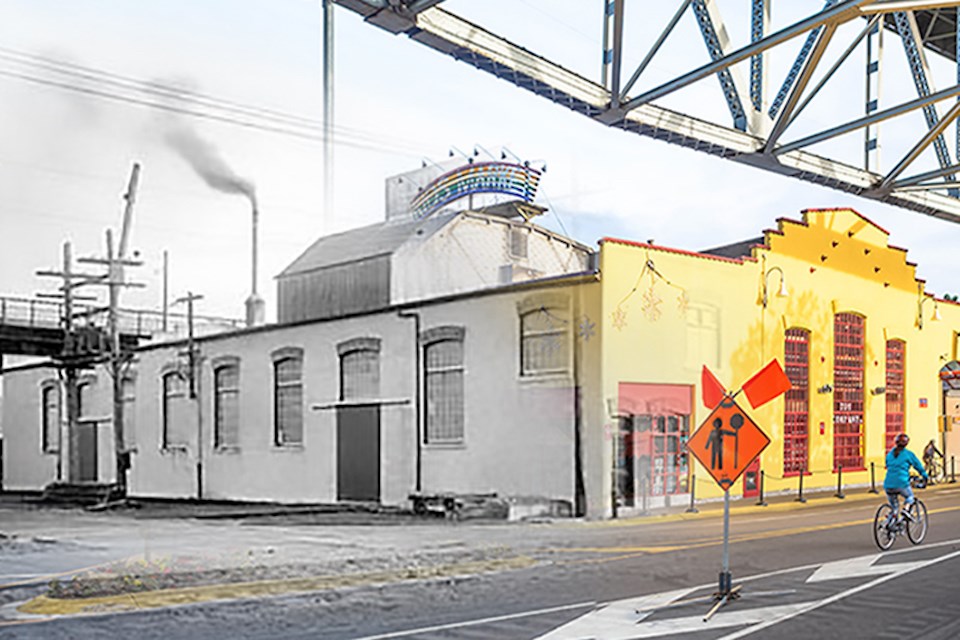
[599,208,959,510]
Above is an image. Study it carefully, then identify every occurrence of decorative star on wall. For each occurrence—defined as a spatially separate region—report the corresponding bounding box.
[578,314,596,342]
[677,291,690,316]
[641,287,662,321]
[611,306,627,331]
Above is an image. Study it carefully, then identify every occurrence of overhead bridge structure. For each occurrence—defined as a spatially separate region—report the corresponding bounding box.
[332,0,960,223]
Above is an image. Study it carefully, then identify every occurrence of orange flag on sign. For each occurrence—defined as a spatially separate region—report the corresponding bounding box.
[742,359,792,409]
[701,365,726,409]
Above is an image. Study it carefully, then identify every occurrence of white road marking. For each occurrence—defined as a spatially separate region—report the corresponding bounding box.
[348,601,596,640]
[717,547,960,639]
[536,588,696,639]
[805,554,925,582]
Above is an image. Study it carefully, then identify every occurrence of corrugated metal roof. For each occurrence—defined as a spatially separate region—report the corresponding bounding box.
[278,212,457,278]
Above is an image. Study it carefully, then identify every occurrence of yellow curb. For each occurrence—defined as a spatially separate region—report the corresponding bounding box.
[571,482,957,529]
[18,556,536,616]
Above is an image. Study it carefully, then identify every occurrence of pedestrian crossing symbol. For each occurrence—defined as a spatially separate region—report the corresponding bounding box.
[687,396,770,489]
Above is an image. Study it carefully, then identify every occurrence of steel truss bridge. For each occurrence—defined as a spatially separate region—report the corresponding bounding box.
[332,0,960,223]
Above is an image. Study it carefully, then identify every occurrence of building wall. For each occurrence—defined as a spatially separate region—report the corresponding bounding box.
[277,255,391,323]
[1,363,117,490]
[126,279,599,508]
[599,208,959,509]
[392,214,591,305]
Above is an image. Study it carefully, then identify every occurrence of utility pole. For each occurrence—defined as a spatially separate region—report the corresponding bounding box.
[174,291,204,499]
[36,242,100,483]
[174,292,203,398]
[77,230,144,496]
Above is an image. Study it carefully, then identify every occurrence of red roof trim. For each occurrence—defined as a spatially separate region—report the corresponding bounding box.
[600,237,757,264]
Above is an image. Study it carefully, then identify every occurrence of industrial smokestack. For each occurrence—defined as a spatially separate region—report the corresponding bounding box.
[164,124,264,327]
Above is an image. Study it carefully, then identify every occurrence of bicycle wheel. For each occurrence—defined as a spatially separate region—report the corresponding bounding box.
[906,500,928,544]
[873,504,896,550]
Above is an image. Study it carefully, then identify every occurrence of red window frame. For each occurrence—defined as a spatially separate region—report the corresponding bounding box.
[885,340,905,451]
[833,313,865,470]
[783,328,810,475]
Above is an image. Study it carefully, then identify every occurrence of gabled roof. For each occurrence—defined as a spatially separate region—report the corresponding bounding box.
[278,212,456,278]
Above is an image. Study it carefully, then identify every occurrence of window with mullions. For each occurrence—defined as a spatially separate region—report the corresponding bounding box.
[783,328,810,475]
[273,349,303,446]
[41,382,60,453]
[885,340,905,451]
[423,327,465,444]
[121,376,136,449]
[338,338,381,401]
[520,306,570,376]
[833,313,865,470]
[214,363,240,449]
[162,371,189,449]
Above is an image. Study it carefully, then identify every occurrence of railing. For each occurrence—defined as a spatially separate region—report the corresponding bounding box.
[0,295,244,338]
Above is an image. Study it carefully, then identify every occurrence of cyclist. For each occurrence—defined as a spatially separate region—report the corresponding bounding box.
[922,439,943,481]
[884,433,928,526]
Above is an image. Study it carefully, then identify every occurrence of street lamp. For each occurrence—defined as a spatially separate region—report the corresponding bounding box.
[918,296,941,329]
[762,266,789,308]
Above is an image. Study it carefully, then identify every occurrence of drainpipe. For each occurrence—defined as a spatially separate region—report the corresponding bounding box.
[397,309,422,492]
[572,295,586,517]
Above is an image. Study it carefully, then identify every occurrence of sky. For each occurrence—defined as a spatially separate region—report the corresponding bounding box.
[1,0,959,325]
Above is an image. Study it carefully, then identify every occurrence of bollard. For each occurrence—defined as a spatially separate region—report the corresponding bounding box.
[869,462,879,494]
[756,470,768,507]
[835,465,845,499]
[686,473,699,514]
[795,471,807,503]
[641,476,650,516]
[952,456,957,484]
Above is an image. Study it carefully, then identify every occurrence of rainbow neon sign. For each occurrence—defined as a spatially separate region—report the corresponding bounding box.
[410,161,542,219]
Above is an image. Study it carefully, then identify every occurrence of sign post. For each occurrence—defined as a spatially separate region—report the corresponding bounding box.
[686,361,790,620]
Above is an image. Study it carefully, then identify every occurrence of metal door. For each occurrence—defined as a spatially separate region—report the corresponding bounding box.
[77,421,97,482]
[337,405,380,502]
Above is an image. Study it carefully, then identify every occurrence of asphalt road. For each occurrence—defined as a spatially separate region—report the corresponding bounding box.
[2,485,960,639]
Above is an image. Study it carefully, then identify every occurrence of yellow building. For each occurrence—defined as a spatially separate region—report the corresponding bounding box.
[599,208,960,514]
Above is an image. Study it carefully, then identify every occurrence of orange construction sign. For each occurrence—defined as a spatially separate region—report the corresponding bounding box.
[687,396,771,490]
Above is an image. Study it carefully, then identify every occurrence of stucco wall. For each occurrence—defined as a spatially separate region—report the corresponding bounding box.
[599,208,960,506]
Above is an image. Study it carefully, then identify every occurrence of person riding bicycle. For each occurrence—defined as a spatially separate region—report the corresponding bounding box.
[923,439,943,480]
[884,433,928,525]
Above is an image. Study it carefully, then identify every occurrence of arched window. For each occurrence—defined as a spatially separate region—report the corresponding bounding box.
[338,338,381,401]
[783,328,809,475]
[41,381,60,453]
[162,371,188,449]
[214,361,240,449]
[273,348,303,446]
[885,340,906,451]
[833,313,865,470]
[422,327,465,444]
[121,376,136,449]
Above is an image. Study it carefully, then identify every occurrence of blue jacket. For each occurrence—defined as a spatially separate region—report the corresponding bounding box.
[884,447,927,490]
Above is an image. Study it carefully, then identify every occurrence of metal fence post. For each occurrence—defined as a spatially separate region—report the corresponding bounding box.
[641,476,649,516]
[795,472,807,503]
[951,456,956,484]
[869,461,879,494]
[757,470,768,506]
[686,473,699,514]
[835,465,845,499]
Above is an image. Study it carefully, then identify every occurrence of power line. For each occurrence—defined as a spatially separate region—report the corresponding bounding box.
[0,46,427,154]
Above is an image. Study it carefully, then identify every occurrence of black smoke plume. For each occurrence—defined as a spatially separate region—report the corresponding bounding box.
[165,125,256,206]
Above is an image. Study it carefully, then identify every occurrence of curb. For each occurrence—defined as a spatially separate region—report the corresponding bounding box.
[17,556,537,616]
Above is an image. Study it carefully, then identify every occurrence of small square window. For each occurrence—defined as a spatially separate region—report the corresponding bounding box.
[509,228,528,259]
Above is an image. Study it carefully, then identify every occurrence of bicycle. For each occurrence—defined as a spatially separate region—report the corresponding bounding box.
[873,477,928,551]
[924,456,946,484]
